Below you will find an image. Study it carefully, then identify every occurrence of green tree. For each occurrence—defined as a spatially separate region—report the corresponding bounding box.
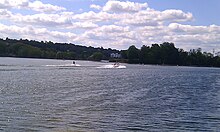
[148,44,161,64]
[140,45,150,64]
[120,50,128,59]
[178,49,189,66]
[127,45,140,63]
[0,42,7,56]
[89,52,103,61]
[160,42,179,65]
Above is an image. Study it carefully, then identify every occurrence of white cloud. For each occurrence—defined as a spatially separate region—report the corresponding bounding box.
[0,0,66,12]
[13,13,72,27]
[0,0,29,9]
[0,9,12,18]
[112,8,192,27]
[118,18,161,27]
[0,10,98,29]
[0,0,219,51]
[164,23,220,50]
[29,0,66,12]
[103,0,148,13]
[90,4,101,10]
[0,23,77,43]
[78,25,143,49]
[72,22,98,29]
[73,11,117,22]
[160,10,193,22]
[84,25,130,40]
[168,23,220,34]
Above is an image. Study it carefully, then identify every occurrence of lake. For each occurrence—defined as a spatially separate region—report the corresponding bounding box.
[0,57,220,131]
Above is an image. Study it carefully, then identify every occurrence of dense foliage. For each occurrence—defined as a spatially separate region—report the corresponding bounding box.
[0,38,219,67]
[124,42,220,67]
[0,38,118,60]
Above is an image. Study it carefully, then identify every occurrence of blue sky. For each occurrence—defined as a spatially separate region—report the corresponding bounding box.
[0,0,219,52]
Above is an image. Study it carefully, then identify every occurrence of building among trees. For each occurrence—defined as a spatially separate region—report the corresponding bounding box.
[110,53,121,58]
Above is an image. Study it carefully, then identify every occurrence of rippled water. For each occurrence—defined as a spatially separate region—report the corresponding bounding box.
[0,57,220,131]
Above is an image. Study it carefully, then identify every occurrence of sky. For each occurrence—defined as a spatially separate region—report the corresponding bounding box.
[0,0,220,52]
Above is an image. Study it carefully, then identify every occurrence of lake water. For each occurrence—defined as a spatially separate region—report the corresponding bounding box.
[0,57,220,131]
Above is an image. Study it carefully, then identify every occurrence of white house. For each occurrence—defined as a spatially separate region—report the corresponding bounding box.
[110,53,121,58]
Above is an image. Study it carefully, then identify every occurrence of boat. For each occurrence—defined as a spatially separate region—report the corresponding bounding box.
[113,62,120,68]
[97,62,126,69]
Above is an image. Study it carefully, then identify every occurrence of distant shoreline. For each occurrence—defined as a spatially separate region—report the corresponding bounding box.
[1,56,219,69]
[0,38,219,68]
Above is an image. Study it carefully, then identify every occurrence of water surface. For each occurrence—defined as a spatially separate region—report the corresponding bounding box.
[0,57,220,131]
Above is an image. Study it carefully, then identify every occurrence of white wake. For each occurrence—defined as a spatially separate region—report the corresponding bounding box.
[45,64,81,67]
[97,64,126,69]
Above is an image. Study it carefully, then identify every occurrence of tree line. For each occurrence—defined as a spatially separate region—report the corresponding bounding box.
[0,38,219,67]
[0,38,118,61]
[122,42,220,67]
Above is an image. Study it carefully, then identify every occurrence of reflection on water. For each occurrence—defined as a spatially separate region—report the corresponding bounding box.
[0,57,220,131]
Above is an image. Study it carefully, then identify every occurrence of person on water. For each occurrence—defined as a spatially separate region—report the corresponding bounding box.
[113,62,119,67]
[73,61,75,64]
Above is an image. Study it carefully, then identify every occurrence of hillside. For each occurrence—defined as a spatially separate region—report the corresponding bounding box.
[0,38,119,61]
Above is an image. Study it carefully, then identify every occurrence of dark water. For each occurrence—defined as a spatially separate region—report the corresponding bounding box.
[0,57,220,132]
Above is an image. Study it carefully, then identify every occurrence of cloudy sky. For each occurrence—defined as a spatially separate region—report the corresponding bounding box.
[0,0,220,52]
